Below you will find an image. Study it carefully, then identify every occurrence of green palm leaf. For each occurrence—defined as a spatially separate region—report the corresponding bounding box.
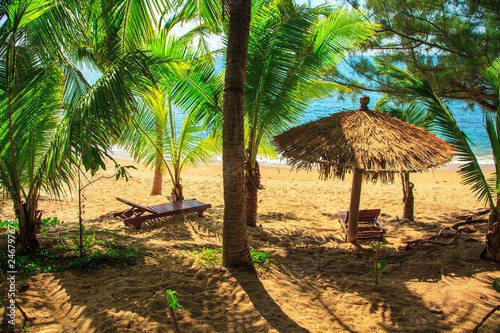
[374,94,435,130]
[375,57,495,209]
[244,0,375,162]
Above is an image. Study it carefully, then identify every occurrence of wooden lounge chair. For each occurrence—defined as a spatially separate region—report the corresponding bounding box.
[113,197,211,229]
[337,209,385,242]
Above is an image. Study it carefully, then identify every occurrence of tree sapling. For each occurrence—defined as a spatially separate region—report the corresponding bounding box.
[166,289,183,333]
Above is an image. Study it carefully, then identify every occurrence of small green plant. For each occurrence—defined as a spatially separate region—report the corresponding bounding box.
[371,241,392,285]
[250,248,276,272]
[1,217,66,235]
[0,234,143,274]
[494,278,500,292]
[166,290,183,333]
[0,220,19,229]
[41,217,65,227]
[40,217,66,235]
[191,247,223,268]
[190,247,277,272]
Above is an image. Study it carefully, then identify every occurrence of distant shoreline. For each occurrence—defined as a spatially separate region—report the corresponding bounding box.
[110,149,495,172]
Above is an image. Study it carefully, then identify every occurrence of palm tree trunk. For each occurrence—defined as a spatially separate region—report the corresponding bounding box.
[171,183,184,202]
[222,0,253,268]
[16,197,40,254]
[245,159,261,227]
[485,208,500,262]
[7,22,39,253]
[401,172,414,221]
[151,120,163,195]
[151,164,163,196]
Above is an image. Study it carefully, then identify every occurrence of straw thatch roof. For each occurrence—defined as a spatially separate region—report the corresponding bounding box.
[273,98,453,183]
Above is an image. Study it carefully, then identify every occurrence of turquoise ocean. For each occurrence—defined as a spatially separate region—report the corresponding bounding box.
[83,63,494,167]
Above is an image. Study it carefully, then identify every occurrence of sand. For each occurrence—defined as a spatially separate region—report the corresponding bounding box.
[1,159,499,332]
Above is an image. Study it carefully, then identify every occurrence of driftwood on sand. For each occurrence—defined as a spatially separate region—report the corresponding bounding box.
[404,209,489,249]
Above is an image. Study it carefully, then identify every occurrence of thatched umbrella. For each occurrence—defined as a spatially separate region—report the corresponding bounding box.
[273,96,453,243]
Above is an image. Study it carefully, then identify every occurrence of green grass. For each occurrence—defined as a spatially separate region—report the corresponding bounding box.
[0,230,143,274]
[190,247,277,272]
[0,219,18,229]
[0,217,65,234]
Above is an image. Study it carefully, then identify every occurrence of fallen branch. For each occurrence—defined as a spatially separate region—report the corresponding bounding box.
[313,259,335,271]
[471,305,500,333]
[405,230,462,249]
[405,217,487,250]
[453,209,490,220]
[448,219,488,230]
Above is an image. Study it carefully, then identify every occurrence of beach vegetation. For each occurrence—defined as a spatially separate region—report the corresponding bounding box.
[0,0,73,253]
[338,0,499,111]
[371,240,391,285]
[0,230,143,274]
[0,0,162,253]
[376,57,500,262]
[165,289,183,333]
[115,24,221,200]
[75,164,135,256]
[190,246,276,272]
[164,0,377,266]
[0,217,64,231]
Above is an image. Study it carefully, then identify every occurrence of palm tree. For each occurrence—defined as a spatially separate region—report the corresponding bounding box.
[374,95,435,220]
[0,0,80,253]
[117,79,221,200]
[375,57,500,262]
[220,0,253,267]
[0,0,163,252]
[115,15,222,198]
[242,0,375,226]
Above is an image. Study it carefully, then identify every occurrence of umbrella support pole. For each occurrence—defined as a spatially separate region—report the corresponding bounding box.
[347,168,363,243]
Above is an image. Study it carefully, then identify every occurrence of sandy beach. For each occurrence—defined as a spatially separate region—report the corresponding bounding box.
[1,159,499,332]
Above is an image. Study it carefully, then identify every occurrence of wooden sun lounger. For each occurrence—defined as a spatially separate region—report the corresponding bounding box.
[113,197,211,229]
[338,209,385,242]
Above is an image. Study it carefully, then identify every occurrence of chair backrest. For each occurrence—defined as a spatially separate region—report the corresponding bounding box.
[357,209,380,222]
[341,209,380,223]
[116,197,156,213]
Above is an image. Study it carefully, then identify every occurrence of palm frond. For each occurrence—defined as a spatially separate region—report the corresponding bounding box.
[243,0,375,161]
[374,94,434,130]
[376,57,495,209]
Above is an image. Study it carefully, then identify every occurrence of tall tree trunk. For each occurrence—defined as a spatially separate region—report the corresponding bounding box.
[150,120,163,195]
[485,208,500,262]
[401,172,414,221]
[245,158,261,227]
[222,0,252,268]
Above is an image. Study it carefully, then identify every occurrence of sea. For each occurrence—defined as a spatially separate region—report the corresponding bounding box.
[82,60,495,168]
